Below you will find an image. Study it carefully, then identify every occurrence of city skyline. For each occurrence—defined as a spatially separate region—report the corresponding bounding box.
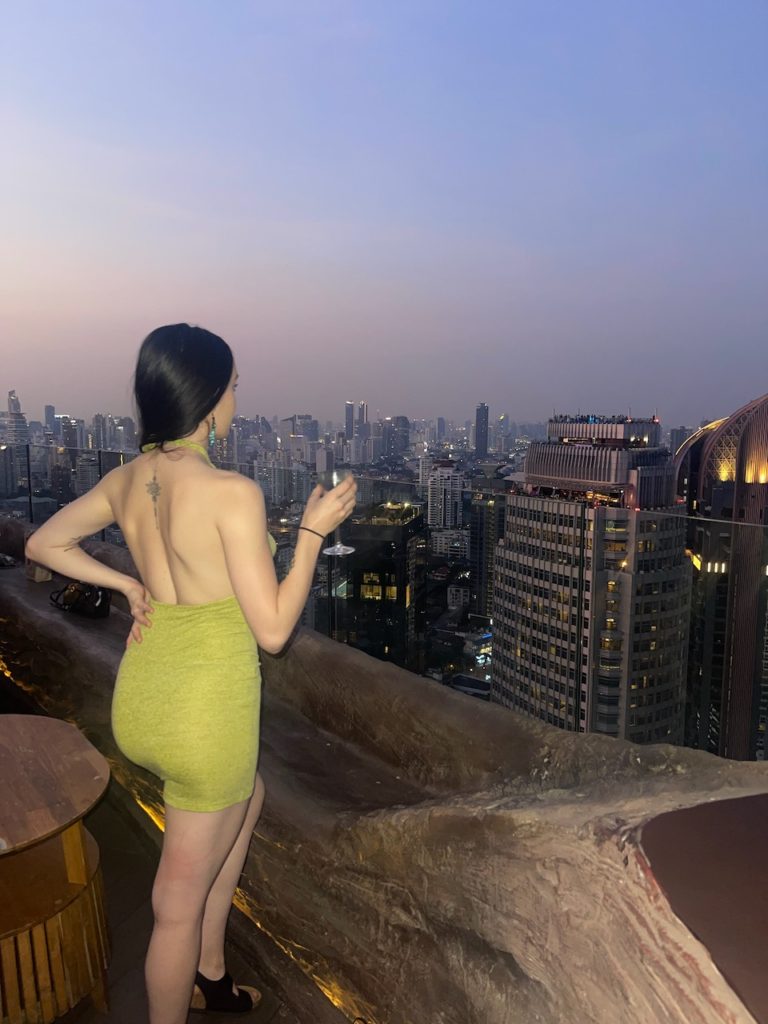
[2,381,711,438]
[4,2,767,425]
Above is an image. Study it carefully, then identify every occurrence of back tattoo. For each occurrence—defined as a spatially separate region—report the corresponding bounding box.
[146,468,161,528]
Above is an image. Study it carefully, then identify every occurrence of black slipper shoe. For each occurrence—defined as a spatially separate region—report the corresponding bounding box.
[190,970,262,1014]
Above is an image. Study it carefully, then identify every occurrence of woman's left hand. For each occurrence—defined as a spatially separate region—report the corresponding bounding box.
[123,579,154,647]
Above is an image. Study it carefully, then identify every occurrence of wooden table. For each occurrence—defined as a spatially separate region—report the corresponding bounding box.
[0,715,110,1023]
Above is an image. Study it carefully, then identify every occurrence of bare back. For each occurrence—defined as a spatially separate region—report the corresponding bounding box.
[109,449,238,604]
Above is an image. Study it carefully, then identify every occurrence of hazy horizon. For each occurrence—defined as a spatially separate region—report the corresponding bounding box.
[3,1,766,427]
[3,382,728,436]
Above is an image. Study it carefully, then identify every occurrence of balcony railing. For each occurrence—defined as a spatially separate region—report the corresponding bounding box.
[0,442,421,530]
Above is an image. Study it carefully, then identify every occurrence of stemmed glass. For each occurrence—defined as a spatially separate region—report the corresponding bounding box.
[315,468,355,556]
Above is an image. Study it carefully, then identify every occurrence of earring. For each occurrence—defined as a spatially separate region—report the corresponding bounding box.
[208,414,216,448]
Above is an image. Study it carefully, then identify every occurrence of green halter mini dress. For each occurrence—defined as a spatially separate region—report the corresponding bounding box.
[111,437,277,812]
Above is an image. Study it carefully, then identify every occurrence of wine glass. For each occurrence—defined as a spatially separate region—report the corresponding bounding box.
[315,468,355,556]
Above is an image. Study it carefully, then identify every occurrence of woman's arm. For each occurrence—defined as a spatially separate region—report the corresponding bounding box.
[24,472,140,597]
[217,473,356,654]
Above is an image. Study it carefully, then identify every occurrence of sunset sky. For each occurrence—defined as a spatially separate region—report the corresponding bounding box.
[2,1,767,426]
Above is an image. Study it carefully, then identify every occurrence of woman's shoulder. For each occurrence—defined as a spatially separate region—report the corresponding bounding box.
[212,472,273,547]
[215,470,267,509]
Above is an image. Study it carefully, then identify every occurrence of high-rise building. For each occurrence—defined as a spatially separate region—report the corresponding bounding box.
[50,461,75,504]
[75,453,100,497]
[418,457,433,497]
[381,419,394,458]
[0,444,15,498]
[347,437,365,466]
[393,416,410,456]
[44,404,56,436]
[336,502,427,670]
[674,395,768,760]
[475,403,489,458]
[356,402,369,440]
[345,402,355,441]
[492,415,690,745]
[368,435,383,463]
[261,454,311,507]
[296,414,319,443]
[6,391,28,444]
[428,462,467,528]
[437,417,446,441]
[470,478,507,618]
[316,446,335,474]
[92,414,107,450]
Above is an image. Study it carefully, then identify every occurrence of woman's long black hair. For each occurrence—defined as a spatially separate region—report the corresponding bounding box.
[133,324,234,450]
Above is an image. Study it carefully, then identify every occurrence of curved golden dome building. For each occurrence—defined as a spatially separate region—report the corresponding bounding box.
[675,395,768,760]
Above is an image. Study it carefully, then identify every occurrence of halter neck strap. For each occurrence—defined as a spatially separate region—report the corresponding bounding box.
[140,438,213,465]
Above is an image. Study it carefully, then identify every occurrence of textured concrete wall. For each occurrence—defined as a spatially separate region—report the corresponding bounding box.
[1,521,767,1024]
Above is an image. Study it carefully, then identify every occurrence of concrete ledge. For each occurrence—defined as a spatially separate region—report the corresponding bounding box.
[3,522,768,1023]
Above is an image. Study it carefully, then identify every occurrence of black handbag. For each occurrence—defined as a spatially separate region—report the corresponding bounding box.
[50,582,112,618]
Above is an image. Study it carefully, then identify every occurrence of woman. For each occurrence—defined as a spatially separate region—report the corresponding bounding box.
[25,323,357,1024]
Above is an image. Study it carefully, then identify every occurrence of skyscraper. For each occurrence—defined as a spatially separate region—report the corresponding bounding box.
[393,416,410,456]
[428,462,467,528]
[336,502,427,670]
[75,453,100,496]
[470,477,507,618]
[345,402,355,441]
[356,402,369,440]
[6,391,28,444]
[92,414,107,450]
[492,415,690,744]
[674,394,768,760]
[296,414,319,442]
[475,403,489,458]
[0,444,15,498]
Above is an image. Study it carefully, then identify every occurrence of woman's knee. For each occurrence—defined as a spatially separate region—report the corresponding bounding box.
[151,864,208,927]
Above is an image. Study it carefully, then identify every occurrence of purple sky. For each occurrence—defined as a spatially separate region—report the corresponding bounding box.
[3,1,767,428]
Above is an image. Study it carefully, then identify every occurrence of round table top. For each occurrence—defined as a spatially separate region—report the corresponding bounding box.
[0,714,110,855]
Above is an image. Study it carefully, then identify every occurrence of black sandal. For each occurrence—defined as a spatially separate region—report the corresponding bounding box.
[190,970,262,1014]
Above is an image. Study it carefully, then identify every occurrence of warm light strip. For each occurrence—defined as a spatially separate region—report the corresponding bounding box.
[232,887,380,1024]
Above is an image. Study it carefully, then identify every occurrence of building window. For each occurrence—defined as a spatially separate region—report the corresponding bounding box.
[361,573,383,601]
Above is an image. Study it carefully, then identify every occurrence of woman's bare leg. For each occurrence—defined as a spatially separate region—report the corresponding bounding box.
[197,773,266,981]
[145,798,250,1024]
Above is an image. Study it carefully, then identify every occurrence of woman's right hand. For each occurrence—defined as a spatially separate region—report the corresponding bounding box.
[300,475,357,538]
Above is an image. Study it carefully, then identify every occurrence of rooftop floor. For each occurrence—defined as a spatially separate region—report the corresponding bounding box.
[55,786,295,1024]
[0,670,296,1024]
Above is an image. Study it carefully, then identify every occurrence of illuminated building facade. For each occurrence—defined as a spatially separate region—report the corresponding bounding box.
[492,415,690,744]
[675,394,768,759]
[336,503,427,671]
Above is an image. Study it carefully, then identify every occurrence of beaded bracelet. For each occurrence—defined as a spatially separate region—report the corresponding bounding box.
[298,525,325,540]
